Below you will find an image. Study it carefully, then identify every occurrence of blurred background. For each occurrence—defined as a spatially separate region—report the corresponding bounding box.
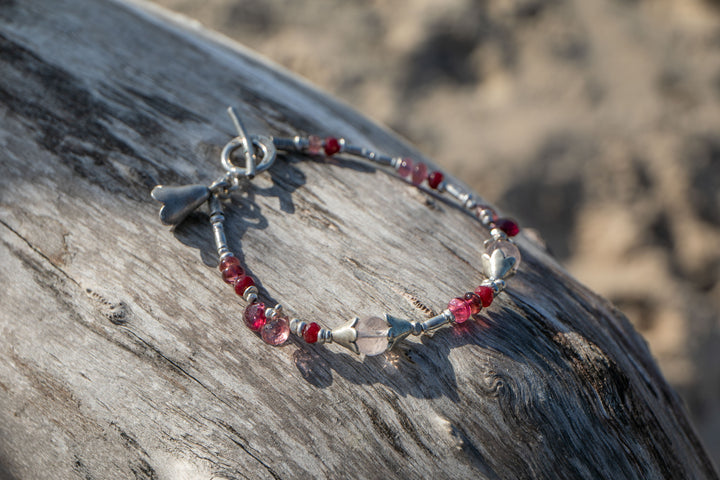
[152,0,720,464]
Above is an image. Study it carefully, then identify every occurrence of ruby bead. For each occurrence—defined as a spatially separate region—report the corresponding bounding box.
[261,317,290,345]
[243,302,267,331]
[218,256,240,271]
[234,275,255,296]
[474,286,494,307]
[495,218,520,237]
[448,297,471,323]
[307,135,323,155]
[428,171,444,189]
[303,322,321,344]
[411,162,428,186]
[324,137,340,156]
[397,157,413,177]
[464,292,482,315]
[222,264,245,284]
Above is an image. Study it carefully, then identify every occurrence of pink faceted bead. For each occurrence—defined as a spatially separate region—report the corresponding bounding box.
[397,157,413,177]
[261,317,290,346]
[222,264,245,284]
[243,302,267,331]
[411,162,428,186]
[448,297,471,323]
[307,135,323,155]
[355,316,389,356]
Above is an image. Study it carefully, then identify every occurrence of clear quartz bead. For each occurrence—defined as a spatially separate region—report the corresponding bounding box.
[484,238,521,278]
[355,316,389,356]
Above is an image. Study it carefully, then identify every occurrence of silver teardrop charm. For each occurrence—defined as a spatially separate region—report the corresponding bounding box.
[151,184,211,226]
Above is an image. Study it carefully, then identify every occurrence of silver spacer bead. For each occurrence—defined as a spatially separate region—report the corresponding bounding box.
[219,251,234,261]
[289,318,307,337]
[490,228,508,241]
[317,328,332,345]
[337,138,346,153]
[293,135,306,151]
[242,286,258,303]
[478,208,495,226]
[390,157,403,169]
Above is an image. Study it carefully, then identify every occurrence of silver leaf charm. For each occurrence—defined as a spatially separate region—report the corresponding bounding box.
[386,314,414,350]
[330,317,360,354]
[481,248,516,280]
[151,184,211,226]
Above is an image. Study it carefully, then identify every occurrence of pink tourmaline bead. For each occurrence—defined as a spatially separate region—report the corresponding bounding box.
[261,317,290,346]
[324,137,341,156]
[243,302,267,331]
[495,218,520,237]
[411,162,428,186]
[303,322,321,343]
[222,264,245,284]
[428,171,444,190]
[218,256,240,271]
[475,286,494,307]
[464,292,482,315]
[307,135,323,155]
[234,275,256,296]
[448,297,471,323]
[397,157,413,177]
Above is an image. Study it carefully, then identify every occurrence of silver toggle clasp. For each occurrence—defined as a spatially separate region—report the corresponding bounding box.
[222,106,277,179]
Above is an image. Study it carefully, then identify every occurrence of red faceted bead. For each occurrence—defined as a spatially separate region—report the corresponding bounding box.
[474,286,494,307]
[412,162,428,186]
[324,137,341,156]
[234,275,255,296]
[397,157,413,177]
[219,256,240,271]
[495,218,520,237]
[243,302,267,331]
[303,322,321,343]
[448,297,471,323]
[464,292,482,315]
[428,171,444,189]
[222,264,245,284]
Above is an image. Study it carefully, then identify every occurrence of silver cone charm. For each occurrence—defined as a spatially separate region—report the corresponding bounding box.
[151,184,211,226]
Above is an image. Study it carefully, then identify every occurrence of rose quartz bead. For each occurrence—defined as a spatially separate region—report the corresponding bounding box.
[397,157,413,177]
[244,302,267,331]
[261,317,290,345]
[324,137,341,156]
[448,297,471,323]
[307,135,323,155]
[411,162,428,186]
[355,316,389,356]
[222,264,245,284]
[486,238,521,275]
[474,286,494,307]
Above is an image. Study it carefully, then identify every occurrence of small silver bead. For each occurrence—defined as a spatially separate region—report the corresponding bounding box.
[243,286,259,303]
[491,228,507,240]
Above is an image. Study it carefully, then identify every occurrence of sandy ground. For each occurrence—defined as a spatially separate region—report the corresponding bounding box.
[152,0,720,466]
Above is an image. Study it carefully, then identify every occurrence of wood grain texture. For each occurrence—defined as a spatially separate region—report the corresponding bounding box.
[0,0,717,479]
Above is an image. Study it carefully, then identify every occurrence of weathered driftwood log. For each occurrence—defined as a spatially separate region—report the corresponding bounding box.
[0,1,717,479]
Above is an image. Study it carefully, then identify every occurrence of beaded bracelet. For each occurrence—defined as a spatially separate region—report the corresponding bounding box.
[151,108,521,356]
